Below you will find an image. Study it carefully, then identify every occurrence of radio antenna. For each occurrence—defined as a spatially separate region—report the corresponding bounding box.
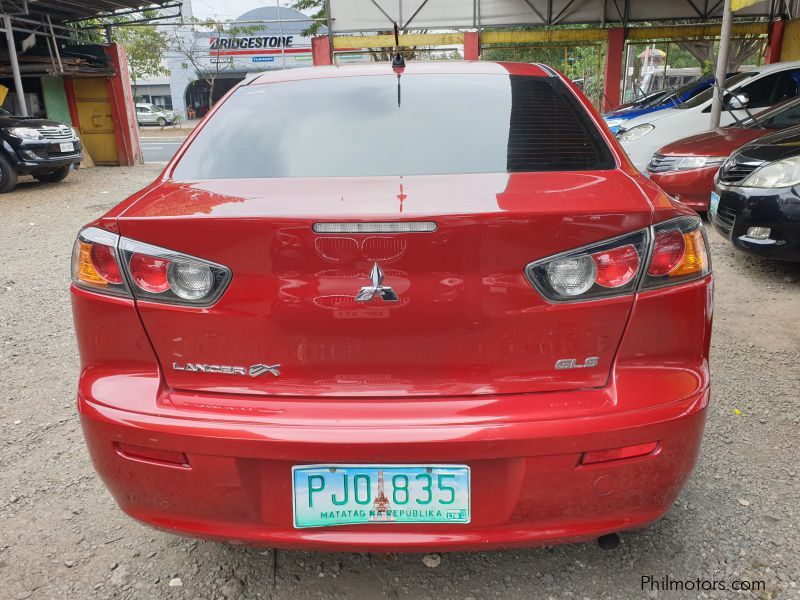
[391,22,405,107]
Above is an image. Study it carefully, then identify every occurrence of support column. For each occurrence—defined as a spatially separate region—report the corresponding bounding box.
[464,31,480,60]
[710,0,733,130]
[602,28,625,112]
[312,35,332,66]
[105,43,142,166]
[765,20,784,63]
[3,14,27,116]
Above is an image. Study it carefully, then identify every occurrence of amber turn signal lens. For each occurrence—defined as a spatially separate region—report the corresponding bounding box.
[670,229,708,277]
[76,241,108,286]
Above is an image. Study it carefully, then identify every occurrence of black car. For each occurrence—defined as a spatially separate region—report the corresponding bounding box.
[711,125,800,262]
[0,108,83,193]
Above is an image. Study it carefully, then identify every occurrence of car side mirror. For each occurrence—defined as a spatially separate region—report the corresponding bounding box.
[726,93,749,110]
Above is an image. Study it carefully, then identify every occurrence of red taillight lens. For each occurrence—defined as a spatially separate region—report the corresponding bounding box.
[71,227,129,297]
[89,242,123,284]
[641,217,711,289]
[592,244,639,288]
[647,230,686,276]
[115,443,190,468]
[527,230,648,302]
[129,253,170,293]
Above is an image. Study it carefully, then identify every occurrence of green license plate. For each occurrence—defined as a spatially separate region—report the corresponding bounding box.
[292,464,471,528]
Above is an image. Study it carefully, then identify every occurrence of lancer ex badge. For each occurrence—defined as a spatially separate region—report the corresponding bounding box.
[355,262,399,303]
[173,362,281,377]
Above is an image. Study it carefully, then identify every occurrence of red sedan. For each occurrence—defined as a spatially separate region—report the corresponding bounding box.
[648,96,800,211]
[71,62,712,552]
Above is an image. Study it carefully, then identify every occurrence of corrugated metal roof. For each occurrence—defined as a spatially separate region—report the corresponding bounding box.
[0,0,181,23]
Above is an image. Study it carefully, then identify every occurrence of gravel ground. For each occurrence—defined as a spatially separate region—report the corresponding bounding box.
[1,166,799,600]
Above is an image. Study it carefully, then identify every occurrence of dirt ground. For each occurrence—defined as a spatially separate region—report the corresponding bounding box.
[1,165,799,600]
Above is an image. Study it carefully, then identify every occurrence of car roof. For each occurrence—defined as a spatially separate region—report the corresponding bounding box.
[744,60,800,76]
[248,62,555,86]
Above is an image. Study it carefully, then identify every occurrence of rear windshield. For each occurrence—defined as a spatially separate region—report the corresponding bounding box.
[172,73,614,180]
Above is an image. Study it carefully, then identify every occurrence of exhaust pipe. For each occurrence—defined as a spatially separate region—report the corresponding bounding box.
[597,533,620,550]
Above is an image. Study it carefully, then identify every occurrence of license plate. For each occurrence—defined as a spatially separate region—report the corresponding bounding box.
[709,191,720,216]
[292,464,471,528]
[59,142,74,152]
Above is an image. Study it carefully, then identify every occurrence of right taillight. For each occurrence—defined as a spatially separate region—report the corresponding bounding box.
[640,216,711,290]
[71,227,129,297]
[525,215,710,302]
[71,227,232,307]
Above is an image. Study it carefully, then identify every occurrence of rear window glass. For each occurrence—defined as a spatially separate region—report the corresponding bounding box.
[172,73,614,180]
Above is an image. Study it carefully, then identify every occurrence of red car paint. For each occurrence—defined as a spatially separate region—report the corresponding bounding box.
[649,127,768,210]
[72,62,712,551]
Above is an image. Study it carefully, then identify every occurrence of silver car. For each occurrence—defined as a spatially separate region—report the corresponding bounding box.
[135,103,177,127]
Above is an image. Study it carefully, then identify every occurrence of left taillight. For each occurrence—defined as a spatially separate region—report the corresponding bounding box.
[71,227,232,307]
[525,215,711,302]
[71,227,130,297]
[526,230,650,302]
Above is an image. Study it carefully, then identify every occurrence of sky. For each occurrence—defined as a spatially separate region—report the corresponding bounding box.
[190,0,304,19]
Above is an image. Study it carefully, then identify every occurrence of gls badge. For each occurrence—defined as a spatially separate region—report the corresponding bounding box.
[555,357,599,370]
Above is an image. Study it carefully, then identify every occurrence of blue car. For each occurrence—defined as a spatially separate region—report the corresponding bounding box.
[603,76,730,134]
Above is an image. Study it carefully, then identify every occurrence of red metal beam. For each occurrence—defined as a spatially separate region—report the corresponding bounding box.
[765,19,784,63]
[603,27,625,112]
[105,43,142,166]
[312,35,333,66]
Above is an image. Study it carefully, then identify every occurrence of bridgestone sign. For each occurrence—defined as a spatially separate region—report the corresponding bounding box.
[210,36,295,50]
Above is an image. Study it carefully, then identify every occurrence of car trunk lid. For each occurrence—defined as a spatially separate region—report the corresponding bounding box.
[117,170,651,398]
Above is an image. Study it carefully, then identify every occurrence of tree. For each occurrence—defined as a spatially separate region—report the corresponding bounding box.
[289,0,326,36]
[165,17,258,108]
[675,36,762,72]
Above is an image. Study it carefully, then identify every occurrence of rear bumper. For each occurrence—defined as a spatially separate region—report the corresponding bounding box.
[79,383,708,552]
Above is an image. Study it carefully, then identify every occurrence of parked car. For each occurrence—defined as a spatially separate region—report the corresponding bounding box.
[71,62,712,551]
[710,125,800,261]
[648,96,800,211]
[135,102,178,127]
[618,62,800,170]
[604,75,728,134]
[612,88,670,112]
[0,108,82,193]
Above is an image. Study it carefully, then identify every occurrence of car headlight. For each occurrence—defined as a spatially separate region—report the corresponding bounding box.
[604,118,625,128]
[741,156,800,188]
[662,156,727,172]
[7,127,43,140]
[618,124,655,142]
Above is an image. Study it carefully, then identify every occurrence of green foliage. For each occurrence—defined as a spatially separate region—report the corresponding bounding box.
[75,10,169,84]
[114,23,169,84]
[482,43,605,105]
[289,0,325,36]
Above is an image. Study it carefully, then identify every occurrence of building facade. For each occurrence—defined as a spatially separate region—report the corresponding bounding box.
[143,2,319,119]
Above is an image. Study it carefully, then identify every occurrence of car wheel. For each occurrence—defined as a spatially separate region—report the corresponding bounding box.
[157,117,166,127]
[33,165,71,183]
[0,153,19,193]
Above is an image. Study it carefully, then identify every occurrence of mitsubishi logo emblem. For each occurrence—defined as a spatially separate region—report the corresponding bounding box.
[355,263,399,303]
